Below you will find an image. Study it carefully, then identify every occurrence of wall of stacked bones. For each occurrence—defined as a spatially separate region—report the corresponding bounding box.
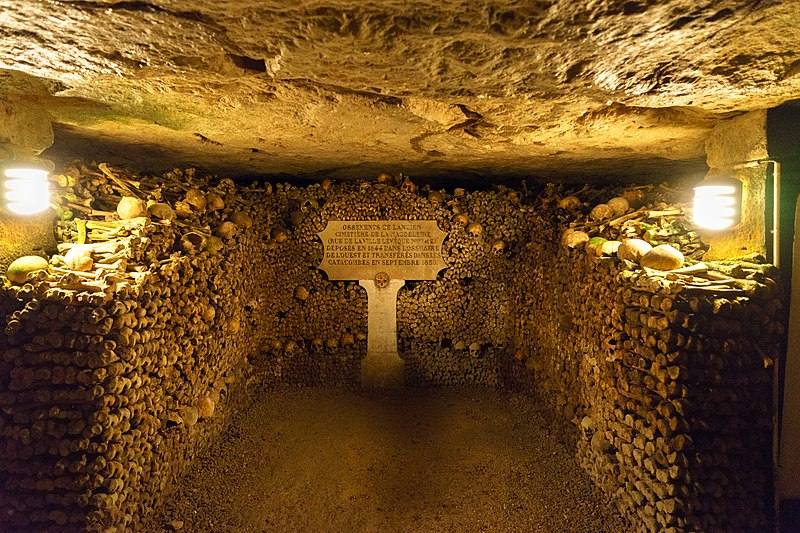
[0,163,783,531]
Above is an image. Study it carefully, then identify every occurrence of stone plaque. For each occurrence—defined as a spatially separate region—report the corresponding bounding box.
[318,220,447,281]
[317,220,447,388]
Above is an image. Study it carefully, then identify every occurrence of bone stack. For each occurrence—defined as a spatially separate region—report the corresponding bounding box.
[0,169,784,532]
[511,187,782,532]
[1,165,279,531]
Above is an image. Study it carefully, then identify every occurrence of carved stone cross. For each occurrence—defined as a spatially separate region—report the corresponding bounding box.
[318,220,447,387]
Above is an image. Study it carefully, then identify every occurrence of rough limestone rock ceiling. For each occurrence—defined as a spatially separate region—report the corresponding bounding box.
[0,0,799,180]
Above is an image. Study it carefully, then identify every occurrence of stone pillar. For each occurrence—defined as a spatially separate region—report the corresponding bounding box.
[703,110,769,260]
[359,278,405,388]
[0,212,57,272]
[0,74,57,272]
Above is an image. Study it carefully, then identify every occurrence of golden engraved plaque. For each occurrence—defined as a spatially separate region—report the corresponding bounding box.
[318,220,447,281]
[317,220,448,388]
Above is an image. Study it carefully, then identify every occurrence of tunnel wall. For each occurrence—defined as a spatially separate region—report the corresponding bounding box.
[0,167,536,531]
[0,164,783,531]
[263,181,537,387]
[511,232,781,531]
[0,176,278,531]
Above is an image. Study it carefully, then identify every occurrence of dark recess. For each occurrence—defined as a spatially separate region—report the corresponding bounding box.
[767,100,800,532]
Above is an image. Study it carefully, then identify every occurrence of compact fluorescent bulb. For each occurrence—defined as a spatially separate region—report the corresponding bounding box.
[3,168,50,215]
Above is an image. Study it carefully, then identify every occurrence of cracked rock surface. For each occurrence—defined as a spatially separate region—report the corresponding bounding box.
[1,0,799,180]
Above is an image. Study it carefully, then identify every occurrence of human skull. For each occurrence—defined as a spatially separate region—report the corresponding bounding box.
[230,211,253,229]
[197,396,216,418]
[284,340,299,354]
[491,239,506,255]
[271,227,288,243]
[174,200,193,218]
[400,178,417,194]
[452,213,468,227]
[428,190,445,206]
[468,342,481,357]
[204,236,225,255]
[375,272,390,288]
[181,232,206,255]
[294,285,310,301]
[467,222,483,236]
[185,188,207,212]
[206,192,225,211]
[147,202,176,221]
[557,195,582,210]
[117,197,147,220]
[216,221,238,240]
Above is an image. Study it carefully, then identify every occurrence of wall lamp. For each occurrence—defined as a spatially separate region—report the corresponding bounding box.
[692,173,742,231]
[1,159,52,216]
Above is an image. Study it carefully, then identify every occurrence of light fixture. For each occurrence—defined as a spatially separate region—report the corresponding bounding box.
[2,163,51,216]
[692,174,741,231]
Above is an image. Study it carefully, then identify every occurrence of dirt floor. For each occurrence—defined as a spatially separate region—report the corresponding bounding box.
[146,387,625,533]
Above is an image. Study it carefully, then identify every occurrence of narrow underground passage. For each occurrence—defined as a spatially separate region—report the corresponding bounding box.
[0,162,784,532]
[1,2,799,528]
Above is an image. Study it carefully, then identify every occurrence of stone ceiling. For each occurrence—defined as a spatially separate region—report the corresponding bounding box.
[1,0,799,182]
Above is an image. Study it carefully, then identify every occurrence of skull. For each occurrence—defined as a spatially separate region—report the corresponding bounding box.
[181,232,206,255]
[400,177,417,194]
[468,342,481,357]
[206,192,225,211]
[467,222,483,236]
[294,285,310,301]
[427,190,445,206]
[205,236,225,255]
[216,221,238,240]
[375,272,390,288]
[185,188,207,212]
[452,213,469,227]
[557,195,582,210]
[271,227,288,243]
[284,340,299,354]
[491,239,506,255]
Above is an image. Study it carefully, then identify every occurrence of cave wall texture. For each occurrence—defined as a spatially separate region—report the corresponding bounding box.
[511,242,780,532]
[1,1,800,181]
[0,1,796,530]
[0,163,785,531]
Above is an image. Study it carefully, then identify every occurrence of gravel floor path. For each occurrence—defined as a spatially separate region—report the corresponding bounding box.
[146,387,625,533]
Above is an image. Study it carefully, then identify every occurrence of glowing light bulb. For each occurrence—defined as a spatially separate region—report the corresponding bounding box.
[693,183,739,230]
[3,168,50,215]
